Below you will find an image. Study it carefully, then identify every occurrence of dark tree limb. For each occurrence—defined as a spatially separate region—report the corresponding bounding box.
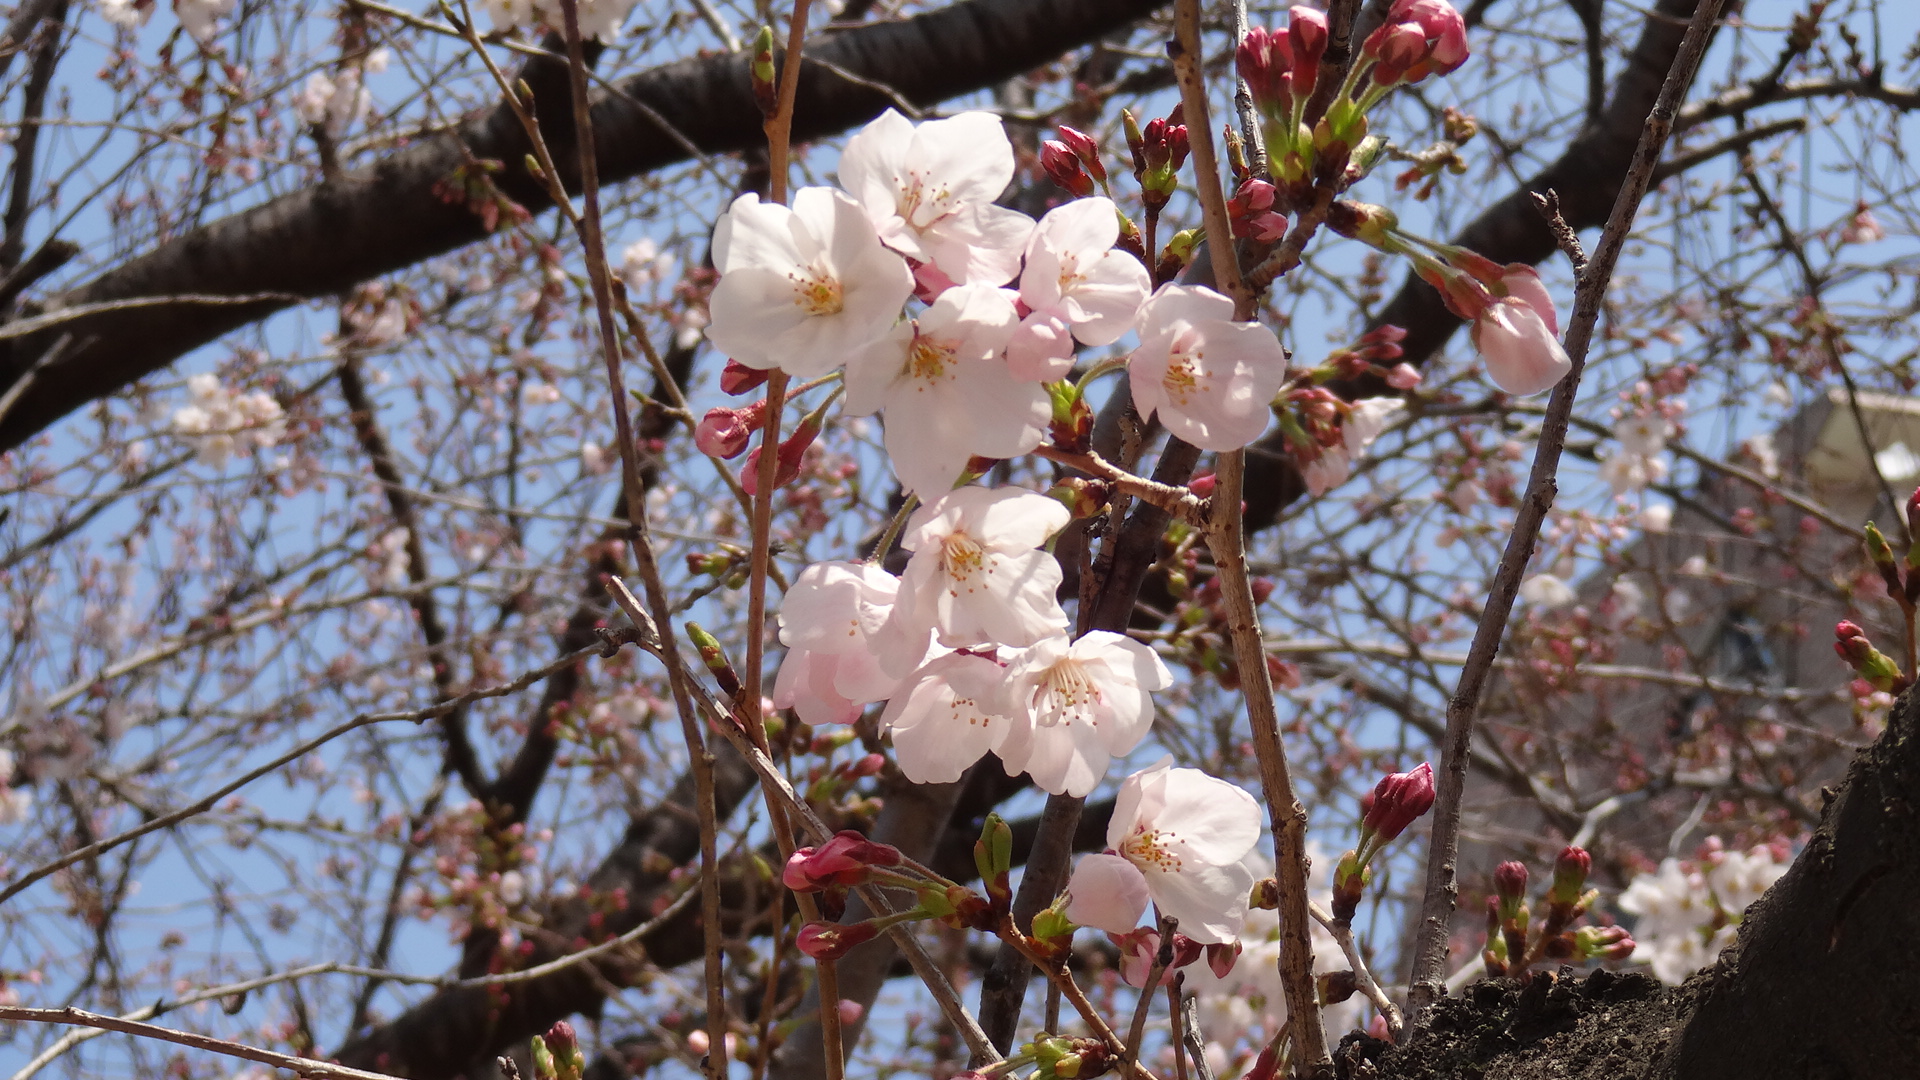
[0,0,1168,452]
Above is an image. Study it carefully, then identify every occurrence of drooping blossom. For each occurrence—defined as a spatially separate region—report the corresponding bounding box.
[708,187,914,378]
[880,650,1011,784]
[843,283,1047,496]
[1128,284,1288,451]
[783,831,904,891]
[994,630,1173,798]
[773,562,914,727]
[1007,198,1152,381]
[881,486,1071,668]
[838,109,1035,286]
[1064,759,1262,944]
[1473,295,1570,396]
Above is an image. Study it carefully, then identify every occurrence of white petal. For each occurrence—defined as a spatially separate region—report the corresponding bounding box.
[882,653,1009,783]
[1142,856,1254,945]
[1065,853,1151,935]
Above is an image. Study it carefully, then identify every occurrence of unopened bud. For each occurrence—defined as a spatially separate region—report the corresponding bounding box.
[1055,125,1107,183]
[544,1021,584,1080]
[1249,876,1280,910]
[695,400,766,459]
[796,920,879,960]
[1048,477,1110,520]
[1360,761,1435,851]
[1040,141,1096,198]
[750,25,778,117]
[721,358,770,395]
[1834,620,1905,693]
[1331,849,1367,921]
[1046,380,1094,453]
[1328,200,1399,249]
[1865,522,1905,602]
[685,622,743,703]
[1317,968,1359,1005]
[1548,846,1591,908]
[975,812,1014,905]
[742,408,822,495]
[1574,923,1636,962]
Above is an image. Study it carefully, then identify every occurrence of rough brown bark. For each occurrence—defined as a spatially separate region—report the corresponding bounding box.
[0,0,1167,453]
[1346,685,1920,1079]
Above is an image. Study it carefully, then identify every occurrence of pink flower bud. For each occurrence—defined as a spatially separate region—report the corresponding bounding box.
[1056,125,1107,183]
[1286,6,1329,97]
[1206,940,1242,979]
[1549,845,1591,906]
[1237,27,1294,114]
[695,401,765,459]
[782,831,904,892]
[1361,761,1435,844]
[796,920,878,960]
[837,999,865,1025]
[741,412,821,495]
[1493,860,1529,908]
[720,358,769,395]
[1040,141,1096,198]
[1472,297,1572,396]
[1386,363,1422,389]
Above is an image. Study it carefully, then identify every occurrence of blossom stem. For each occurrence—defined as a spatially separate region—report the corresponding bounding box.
[868,492,919,566]
[1031,445,1207,525]
[1308,901,1403,1042]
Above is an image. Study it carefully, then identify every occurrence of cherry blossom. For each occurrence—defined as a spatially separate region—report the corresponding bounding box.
[1518,573,1576,610]
[843,283,1048,496]
[1128,284,1288,451]
[995,630,1173,797]
[838,109,1035,286]
[1472,295,1570,396]
[708,187,914,378]
[881,486,1071,668]
[1065,759,1262,943]
[880,650,1011,784]
[1007,198,1152,381]
[171,374,287,468]
[773,561,913,726]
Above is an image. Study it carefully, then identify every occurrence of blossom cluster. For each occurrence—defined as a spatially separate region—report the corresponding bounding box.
[1616,838,1788,984]
[97,0,234,44]
[171,373,287,468]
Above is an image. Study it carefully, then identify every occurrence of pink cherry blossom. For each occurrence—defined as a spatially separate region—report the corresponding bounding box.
[881,486,1071,667]
[1128,284,1288,451]
[880,650,1012,784]
[772,561,913,725]
[843,283,1048,496]
[1065,759,1263,944]
[995,630,1172,798]
[838,109,1035,287]
[1007,198,1152,381]
[1472,296,1571,396]
[708,187,914,378]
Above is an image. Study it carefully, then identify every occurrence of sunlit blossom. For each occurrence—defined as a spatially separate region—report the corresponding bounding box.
[1007,198,1151,381]
[1128,284,1288,451]
[995,631,1172,797]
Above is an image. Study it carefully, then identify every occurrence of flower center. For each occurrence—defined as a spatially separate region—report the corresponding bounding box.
[791,264,845,316]
[1033,658,1101,727]
[895,169,956,229]
[940,531,988,593]
[1162,330,1207,406]
[908,332,956,384]
[1119,827,1183,874]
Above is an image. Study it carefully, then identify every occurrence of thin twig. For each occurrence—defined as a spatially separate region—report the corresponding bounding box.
[1308,902,1402,1042]
[0,1007,407,1080]
[1402,0,1734,1023]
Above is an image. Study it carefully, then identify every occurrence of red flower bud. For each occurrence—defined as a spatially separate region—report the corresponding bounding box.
[1236,26,1294,114]
[1040,141,1096,198]
[1549,845,1591,907]
[1206,940,1242,979]
[1361,762,1435,844]
[1055,125,1107,183]
[720,358,769,395]
[796,920,878,960]
[695,401,766,459]
[1494,860,1529,898]
[782,831,904,892]
[742,412,822,495]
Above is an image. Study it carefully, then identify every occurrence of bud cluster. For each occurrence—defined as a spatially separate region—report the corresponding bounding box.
[790,816,1013,962]
[1331,762,1435,921]
[1479,845,1630,979]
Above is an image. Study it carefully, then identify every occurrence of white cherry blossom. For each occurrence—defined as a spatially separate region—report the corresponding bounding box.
[1008,198,1151,381]
[881,486,1071,669]
[838,109,1035,286]
[1065,759,1262,944]
[1129,284,1288,451]
[843,283,1047,496]
[773,561,915,726]
[708,187,914,378]
[995,630,1172,797]
[880,650,1011,784]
